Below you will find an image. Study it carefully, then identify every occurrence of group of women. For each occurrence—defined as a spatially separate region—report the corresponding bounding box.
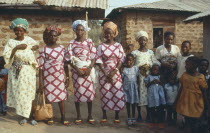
[3,18,125,126]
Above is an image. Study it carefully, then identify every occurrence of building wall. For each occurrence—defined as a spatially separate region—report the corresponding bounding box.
[112,11,203,55]
[0,11,86,56]
[203,17,210,62]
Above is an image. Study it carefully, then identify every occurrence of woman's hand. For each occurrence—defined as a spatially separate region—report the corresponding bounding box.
[15,44,27,50]
[37,81,44,93]
[31,45,39,51]
[76,68,85,76]
[84,67,92,76]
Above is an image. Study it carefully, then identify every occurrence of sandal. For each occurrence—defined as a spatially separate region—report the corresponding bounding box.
[127,118,132,126]
[131,118,136,125]
[47,120,54,125]
[75,119,82,125]
[62,120,71,126]
[31,120,38,126]
[114,119,120,124]
[19,119,27,126]
[100,119,107,123]
[88,119,95,125]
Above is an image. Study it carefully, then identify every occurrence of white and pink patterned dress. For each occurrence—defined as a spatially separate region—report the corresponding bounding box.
[38,45,67,103]
[66,39,96,102]
[96,43,125,111]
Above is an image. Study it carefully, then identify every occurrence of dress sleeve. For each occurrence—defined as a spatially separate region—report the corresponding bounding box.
[88,39,96,60]
[199,75,208,89]
[144,75,150,85]
[3,40,14,68]
[118,44,125,63]
[95,44,103,64]
[155,47,161,60]
[65,42,73,62]
[37,47,45,69]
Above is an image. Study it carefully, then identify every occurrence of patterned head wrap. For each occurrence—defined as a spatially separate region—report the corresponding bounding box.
[44,25,61,36]
[135,30,148,41]
[10,18,29,31]
[103,21,118,37]
[72,20,90,32]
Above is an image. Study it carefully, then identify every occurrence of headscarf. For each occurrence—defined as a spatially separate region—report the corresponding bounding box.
[72,20,90,32]
[103,21,118,37]
[10,18,29,31]
[135,30,148,41]
[44,25,61,36]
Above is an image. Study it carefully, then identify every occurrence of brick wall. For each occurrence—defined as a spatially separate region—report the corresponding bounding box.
[0,12,86,56]
[111,10,203,55]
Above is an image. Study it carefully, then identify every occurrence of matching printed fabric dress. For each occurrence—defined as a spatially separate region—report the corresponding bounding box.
[66,39,96,102]
[38,45,67,102]
[96,43,125,110]
[3,36,38,118]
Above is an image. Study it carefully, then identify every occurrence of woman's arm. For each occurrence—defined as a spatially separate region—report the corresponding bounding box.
[10,44,27,59]
[38,69,44,92]
[68,61,84,76]
[84,59,96,76]
[64,62,70,87]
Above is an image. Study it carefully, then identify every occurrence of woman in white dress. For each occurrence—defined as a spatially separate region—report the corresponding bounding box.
[3,18,39,125]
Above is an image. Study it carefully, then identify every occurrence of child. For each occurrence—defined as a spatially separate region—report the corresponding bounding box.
[0,56,8,116]
[198,59,210,132]
[126,44,134,54]
[176,56,208,133]
[132,30,159,122]
[122,54,139,126]
[144,64,166,128]
[177,41,193,79]
[164,75,179,125]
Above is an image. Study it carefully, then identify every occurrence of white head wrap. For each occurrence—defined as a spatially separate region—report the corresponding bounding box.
[72,20,90,32]
[135,30,148,41]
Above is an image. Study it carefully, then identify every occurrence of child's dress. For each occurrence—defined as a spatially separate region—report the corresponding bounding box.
[144,75,166,108]
[131,50,159,106]
[164,82,179,105]
[176,72,208,118]
[122,66,139,104]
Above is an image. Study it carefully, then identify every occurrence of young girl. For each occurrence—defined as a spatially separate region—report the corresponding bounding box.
[176,56,208,133]
[122,54,139,126]
[38,26,70,125]
[144,64,166,128]
[131,30,159,122]
[96,21,125,124]
[66,20,96,125]
[177,41,193,79]
[164,75,179,125]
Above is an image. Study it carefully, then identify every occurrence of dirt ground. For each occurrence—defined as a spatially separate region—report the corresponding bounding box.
[0,89,186,133]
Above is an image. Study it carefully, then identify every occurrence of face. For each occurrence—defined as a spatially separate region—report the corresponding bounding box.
[43,32,49,44]
[185,60,196,73]
[164,35,174,45]
[48,31,58,44]
[138,36,148,47]
[198,61,209,72]
[151,65,160,75]
[181,43,191,54]
[127,45,134,51]
[126,56,134,67]
[14,27,25,38]
[75,25,85,38]
[104,28,114,41]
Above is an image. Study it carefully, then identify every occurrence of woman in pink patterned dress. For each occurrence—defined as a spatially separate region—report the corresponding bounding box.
[66,20,96,124]
[96,21,125,124]
[38,26,70,125]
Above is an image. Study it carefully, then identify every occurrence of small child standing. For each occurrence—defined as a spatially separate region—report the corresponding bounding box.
[144,64,166,128]
[164,75,179,125]
[176,56,208,133]
[198,59,210,133]
[0,56,8,116]
[177,41,193,79]
[122,54,139,126]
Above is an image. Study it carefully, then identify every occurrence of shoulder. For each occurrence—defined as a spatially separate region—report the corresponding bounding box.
[86,38,93,43]
[131,50,138,55]
[25,36,36,41]
[147,49,154,54]
[156,45,164,50]
[172,45,180,49]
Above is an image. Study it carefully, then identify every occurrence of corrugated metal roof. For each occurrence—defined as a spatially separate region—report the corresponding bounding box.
[184,10,210,21]
[120,0,210,12]
[0,0,108,9]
